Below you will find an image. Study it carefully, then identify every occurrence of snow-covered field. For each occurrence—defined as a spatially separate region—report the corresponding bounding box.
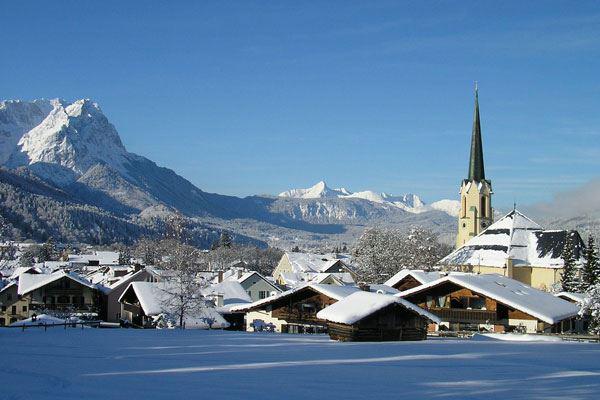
[1,329,599,399]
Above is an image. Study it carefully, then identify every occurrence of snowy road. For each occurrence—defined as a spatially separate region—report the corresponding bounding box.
[1,329,599,399]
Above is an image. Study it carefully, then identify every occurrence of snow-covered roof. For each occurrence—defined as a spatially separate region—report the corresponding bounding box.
[68,251,119,265]
[554,292,585,304]
[118,282,169,316]
[285,252,349,274]
[439,209,584,269]
[367,284,401,295]
[398,273,579,324]
[201,281,252,305]
[384,269,443,288]
[236,271,281,292]
[17,271,96,296]
[316,291,441,325]
[310,272,355,285]
[230,283,360,312]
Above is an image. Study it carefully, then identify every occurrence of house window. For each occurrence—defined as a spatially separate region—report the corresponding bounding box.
[0,318,5,326]
[22,305,27,313]
[259,291,268,299]
[1,306,6,312]
[57,296,70,304]
[11,306,17,315]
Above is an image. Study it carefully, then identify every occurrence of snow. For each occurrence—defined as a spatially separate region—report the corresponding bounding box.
[316,291,441,325]
[472,333,563,342]
[10,314,80,327]
[278,181,459,216]
[0,329,599,399]
[399,273,580,324]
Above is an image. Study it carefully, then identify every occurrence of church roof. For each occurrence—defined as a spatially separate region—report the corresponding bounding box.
[440,209,584,268]
[468,86,486,182]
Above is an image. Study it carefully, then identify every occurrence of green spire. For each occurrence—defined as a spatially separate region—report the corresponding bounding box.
[468,84,485,181]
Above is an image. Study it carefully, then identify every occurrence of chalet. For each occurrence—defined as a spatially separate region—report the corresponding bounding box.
[273,252,357,288]
[399,273,579,333]
[440,209,586,291]
[384,269,443,291]
[68,251,120,268]
[317,292,440,341]
[118,282,228,329]
[0,271,99,325]
[232,283,361,333]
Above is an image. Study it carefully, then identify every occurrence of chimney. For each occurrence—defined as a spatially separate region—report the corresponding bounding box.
[215,293,224,308]
[133,264,143,273]
[237,269,243,279]
[358,282,370,292]
[218,271,224,283]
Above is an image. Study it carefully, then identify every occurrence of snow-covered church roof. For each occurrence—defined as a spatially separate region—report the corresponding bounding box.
[439,209,584,268]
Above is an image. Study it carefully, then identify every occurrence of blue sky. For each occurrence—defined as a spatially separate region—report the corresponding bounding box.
[2,1,600,207]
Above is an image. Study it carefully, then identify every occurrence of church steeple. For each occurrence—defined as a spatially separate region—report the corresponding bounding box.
[456,84,493,248]
[468,84,485,182]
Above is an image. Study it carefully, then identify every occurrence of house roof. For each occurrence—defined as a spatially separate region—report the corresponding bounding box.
[384,269,443,288]
[284,252,350,274]
[68,251,119,265]
[17,271,96,296]
[236,271,281,292]
[230,283,360,312]
[439,210,584,269]
[317,291,441,325]
[201,281,252,305]
[398,273,579,325]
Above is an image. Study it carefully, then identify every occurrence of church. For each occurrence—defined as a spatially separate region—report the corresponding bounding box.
[439,87,585,291]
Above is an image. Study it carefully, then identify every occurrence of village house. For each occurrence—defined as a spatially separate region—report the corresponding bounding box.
[316,291,440,342]
[272,252,357,288]
[399,273,580,333]
[0,271,99,325]
[232,283,361,333]
[201,280,253,330]
[440,209,586,291]
[90,265,161,323]
[229,271,281,302]
[118,281,229,329]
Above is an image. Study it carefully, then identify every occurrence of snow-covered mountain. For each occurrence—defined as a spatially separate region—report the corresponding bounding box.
[0,98,459,247]
[279,181,459,217]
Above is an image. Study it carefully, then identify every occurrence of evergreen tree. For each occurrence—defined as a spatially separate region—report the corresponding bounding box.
[560,232,580,292]
[217,232,233,249]
[580,282,600,334]
[582,236,599,291]
[118,244,132,265]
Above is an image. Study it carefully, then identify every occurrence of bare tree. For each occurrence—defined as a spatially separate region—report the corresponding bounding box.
[159,240,207,328]
[352,226,452,284]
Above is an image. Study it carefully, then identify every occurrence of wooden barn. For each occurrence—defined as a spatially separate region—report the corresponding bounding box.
[231,283,360,333]
[316,291,440,342]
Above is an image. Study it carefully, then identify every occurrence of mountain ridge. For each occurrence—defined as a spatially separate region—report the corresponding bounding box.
[0,98,461,247]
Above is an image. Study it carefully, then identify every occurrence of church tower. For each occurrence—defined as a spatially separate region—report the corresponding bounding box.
[456,85,493,248]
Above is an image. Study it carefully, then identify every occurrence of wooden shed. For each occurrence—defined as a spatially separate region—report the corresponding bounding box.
[316,291,440,342]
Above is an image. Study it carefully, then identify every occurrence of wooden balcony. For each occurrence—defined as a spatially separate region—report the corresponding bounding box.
[428,307,497,324]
